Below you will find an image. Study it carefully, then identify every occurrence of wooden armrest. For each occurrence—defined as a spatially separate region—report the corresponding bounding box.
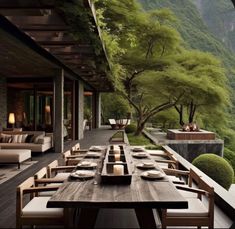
[163,168,189,176]
[175,185,209,196]
[155,159,177,164]
[35,178,65,184]
[23,185,60,194]
[51,166,75,172]
[72,150,88,154]
[66,155,83,159]
[172,180,185,185]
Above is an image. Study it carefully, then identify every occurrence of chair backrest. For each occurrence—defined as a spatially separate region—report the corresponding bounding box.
[34,167,48,180]
[109,119,116,125]
[16,177,35,215]
[189,168,201,187]
[122,119,131,125]
[47,160,59,177]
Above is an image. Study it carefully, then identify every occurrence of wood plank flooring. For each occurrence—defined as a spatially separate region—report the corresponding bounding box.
[0,127,116,228]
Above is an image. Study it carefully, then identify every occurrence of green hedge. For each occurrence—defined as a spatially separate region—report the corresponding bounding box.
[192,154,234,190]
[125,124,137,133]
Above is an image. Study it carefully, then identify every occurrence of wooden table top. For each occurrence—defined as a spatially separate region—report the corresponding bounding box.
[47,145,188,209]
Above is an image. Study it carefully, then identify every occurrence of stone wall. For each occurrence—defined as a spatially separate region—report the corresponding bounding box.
[168,141,224,162]
[0,77,7,128]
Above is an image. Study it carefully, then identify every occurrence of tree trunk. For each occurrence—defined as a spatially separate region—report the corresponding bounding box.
[188,101,196,123]
[135,122,145,136]
[134,115,146,136]
[175,105,184,126]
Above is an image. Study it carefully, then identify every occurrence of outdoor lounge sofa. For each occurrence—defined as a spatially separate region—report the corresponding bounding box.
[0,131,53,153]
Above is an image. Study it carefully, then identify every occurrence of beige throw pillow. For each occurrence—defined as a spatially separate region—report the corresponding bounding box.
[21,134,28,143]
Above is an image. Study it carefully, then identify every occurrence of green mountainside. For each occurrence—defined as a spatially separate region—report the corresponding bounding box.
[139,0,235,176]
[139,0,235,72]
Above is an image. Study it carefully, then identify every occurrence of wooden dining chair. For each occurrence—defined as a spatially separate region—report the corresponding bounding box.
[63,149,85,165]
[47,159,75,180]
[16,177,65,228]
[34,167,65,196]
[161,169,214,229]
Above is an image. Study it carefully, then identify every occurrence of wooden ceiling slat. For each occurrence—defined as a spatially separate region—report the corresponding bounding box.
[0,0,114,92]
[20,25,69,31]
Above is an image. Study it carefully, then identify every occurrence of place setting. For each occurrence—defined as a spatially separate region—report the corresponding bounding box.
[132,147,145,152]
[89,146,103,152]
[70,170,96,180]
[85,151,102,158]
[136,161,155,170]
[140,169,166,181]
[132,152,148,159]
[76,160,97,169]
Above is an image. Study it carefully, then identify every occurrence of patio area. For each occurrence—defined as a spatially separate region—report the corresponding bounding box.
[0,126,117,228]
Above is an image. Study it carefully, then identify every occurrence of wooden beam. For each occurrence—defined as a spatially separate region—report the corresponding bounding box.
[20,25,69,32]
[37,40,77,46]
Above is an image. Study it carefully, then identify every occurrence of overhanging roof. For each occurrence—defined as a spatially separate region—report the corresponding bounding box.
[0,0,114,92]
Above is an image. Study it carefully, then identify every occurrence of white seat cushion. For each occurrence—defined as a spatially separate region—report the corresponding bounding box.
[22,197,63,217]
[167,198,208,217]
[54,172,70,180]
[177,185,198,199]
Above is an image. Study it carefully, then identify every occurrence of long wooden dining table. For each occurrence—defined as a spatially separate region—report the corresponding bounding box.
[47,145,188,228]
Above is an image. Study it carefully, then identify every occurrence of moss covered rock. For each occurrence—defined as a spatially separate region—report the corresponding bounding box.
[192,154,234,190]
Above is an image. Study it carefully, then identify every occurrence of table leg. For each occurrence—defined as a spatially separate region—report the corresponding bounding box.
[135,208,157,228]
[76,208,99,228]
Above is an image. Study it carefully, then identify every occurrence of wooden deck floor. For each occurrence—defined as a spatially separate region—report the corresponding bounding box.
[0,126,233,228]
[0,127,116,228]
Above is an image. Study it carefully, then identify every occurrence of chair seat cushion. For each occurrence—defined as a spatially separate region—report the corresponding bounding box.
[54,172,70,180]
[178,186,198,199]
[167,198,208,217]
[22,197,63,217]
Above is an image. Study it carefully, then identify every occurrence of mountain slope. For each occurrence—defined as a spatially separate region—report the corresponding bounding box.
[139,0,235,71]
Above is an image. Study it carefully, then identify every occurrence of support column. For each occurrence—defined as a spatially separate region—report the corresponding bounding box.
[54,69,64,153]
[92,91,101,129]
[75,80,84,140]
[95,91,101,128]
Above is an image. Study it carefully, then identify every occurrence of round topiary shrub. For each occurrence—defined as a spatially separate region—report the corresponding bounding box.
[125,124,137,134]
[192,154,234,190]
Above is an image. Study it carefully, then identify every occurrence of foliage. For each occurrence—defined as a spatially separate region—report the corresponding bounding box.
[224,147,235,180]
[192,154,234,190]
[96,0,231,138]
[151,108,179,130]
[173,50,230,125]
[125,124,137,134]
[127,133,152,145]
[101,93,131,124]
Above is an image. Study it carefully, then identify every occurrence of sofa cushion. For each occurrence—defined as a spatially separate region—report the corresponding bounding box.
[25,134,34,143]
[21,134,28,143]
[0,134,12,143]
[37,136,51,144]
[33,134,44,144]
[12,134,28,143]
